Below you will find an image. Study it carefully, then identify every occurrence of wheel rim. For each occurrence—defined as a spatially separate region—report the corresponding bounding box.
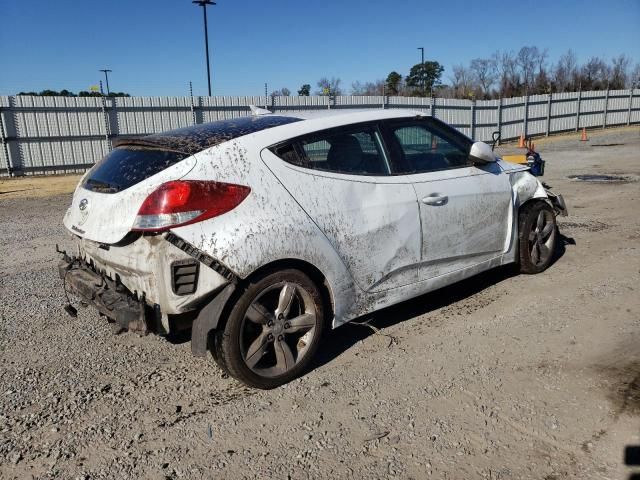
[528,209,555,266]
[239,282,317,378]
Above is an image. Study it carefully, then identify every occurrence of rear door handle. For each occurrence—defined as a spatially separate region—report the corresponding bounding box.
[421,194,448,206]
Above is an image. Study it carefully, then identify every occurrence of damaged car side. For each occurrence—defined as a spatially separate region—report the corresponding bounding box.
[59,109,567,389]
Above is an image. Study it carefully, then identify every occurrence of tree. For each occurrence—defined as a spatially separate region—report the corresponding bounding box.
[351,80,384,96]
[297,84,311,96]
[630,63,640,88]
[385,71,402,95]
[405,61,444,95]
[496,50,519,97]
[450,64,473,98]
[270,88,291,96]
[553,50,579,92]
[580,56,609,90]
[316,77,342,96]
[78,91,104,97]
[610,54,630,89]
[469,58,497,97]
[516,46,544,90]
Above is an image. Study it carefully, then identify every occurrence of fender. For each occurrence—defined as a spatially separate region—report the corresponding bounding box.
[191,283,236,357]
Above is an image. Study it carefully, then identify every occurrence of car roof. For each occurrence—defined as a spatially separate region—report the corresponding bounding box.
[113,115,303,155]
[112,109,428,155]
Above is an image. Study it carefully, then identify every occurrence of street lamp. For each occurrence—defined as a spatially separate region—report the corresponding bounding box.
[417,47,425,95]
[100,69,112,95]
[193,0,216,96]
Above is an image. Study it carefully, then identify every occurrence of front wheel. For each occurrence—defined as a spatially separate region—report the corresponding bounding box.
[518,202,557,274]
[213,269,325,389]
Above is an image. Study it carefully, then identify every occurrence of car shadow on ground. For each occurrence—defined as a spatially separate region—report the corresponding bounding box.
[308,231,576,374]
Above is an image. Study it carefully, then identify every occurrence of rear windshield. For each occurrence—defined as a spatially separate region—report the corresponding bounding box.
[83,115,302,193]
[83,146,189,193]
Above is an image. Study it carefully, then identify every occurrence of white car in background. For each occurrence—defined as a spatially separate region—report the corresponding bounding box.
[59,108,567,388]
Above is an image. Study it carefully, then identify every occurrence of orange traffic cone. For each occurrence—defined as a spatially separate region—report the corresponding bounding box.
[518,134,525,148]
[580,128,588,142]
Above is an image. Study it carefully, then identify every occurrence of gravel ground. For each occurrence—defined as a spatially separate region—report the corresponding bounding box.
[1,129,639,479]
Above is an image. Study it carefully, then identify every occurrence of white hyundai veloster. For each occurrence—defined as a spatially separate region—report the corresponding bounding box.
[60,109,567,388]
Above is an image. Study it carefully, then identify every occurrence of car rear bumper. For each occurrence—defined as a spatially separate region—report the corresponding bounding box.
[58,232,235,334]
[58,256,156,333]
[66,233,231,315]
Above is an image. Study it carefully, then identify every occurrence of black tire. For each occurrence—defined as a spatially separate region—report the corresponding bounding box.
[213,269,325,389]
[518,201,557,274]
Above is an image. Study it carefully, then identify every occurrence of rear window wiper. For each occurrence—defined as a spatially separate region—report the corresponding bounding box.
[84,178,121,193]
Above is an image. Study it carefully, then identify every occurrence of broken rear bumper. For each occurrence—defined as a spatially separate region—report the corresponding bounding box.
[58,256,158,334]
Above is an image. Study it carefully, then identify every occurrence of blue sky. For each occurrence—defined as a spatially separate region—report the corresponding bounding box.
[1,0,639,96]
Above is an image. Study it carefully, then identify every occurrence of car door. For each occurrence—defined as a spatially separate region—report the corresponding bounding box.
[261,122,422,293]
[382,118,512,281]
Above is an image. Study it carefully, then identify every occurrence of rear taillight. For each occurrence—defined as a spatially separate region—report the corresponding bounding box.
[132,180,250,232]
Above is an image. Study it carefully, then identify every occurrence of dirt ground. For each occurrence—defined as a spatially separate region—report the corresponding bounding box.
[0,174,81,199]
[0,128,639,479]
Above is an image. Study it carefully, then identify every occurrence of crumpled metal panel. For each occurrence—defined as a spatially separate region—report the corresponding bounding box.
[75,234,228,315]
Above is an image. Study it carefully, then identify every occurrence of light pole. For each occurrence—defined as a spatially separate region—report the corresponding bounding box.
[417,47,425,95]
[193,0,216,96]
[100,69,112,95]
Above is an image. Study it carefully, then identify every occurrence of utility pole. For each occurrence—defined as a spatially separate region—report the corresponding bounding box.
[417,47,425,95]
[99,69,112,95]
[193,0,216,96]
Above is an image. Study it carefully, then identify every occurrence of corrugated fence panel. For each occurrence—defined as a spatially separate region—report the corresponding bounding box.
[335,96,384,107]
[272,95,329,111]
[387,96,431,112]
[1,90,638,176]
[550,92,578,132]
[631,89,640,123]
[435,98,471,137]
[606,90,631,126]
[474,99,499,142]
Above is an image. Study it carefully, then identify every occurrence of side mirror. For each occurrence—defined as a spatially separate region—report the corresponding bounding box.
[469,141,497,165]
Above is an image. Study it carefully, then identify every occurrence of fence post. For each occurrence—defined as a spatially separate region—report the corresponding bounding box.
[431,95,436,118]
[628,88,634,126]
[189,82,196,125]
[0,103,13,177]
[603,88,609,129]
[100,95,111,153]
[546,93,552,136]
[523,94,529,138]
[575,90,582,131]
[497,97,502,145]
[470,99,476,140]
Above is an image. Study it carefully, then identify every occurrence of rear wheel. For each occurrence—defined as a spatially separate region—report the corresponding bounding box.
[518,202,557,274]
[213,269,325,389]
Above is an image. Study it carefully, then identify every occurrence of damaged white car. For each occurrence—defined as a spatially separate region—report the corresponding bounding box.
[59,109,567,388]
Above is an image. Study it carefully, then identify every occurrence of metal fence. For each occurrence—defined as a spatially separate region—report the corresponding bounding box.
[1,89,639,176]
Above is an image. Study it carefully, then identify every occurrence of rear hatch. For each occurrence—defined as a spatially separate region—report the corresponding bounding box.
[64,116,303,244]
[64,143,197,244]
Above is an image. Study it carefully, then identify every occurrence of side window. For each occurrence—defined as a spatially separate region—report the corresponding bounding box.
[298,127,390,175]
[391,124,470,173]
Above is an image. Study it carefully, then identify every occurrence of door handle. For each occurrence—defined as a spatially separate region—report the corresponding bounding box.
[421,194,448,206]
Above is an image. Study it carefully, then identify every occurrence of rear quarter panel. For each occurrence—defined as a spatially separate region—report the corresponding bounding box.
[169,137,359,324]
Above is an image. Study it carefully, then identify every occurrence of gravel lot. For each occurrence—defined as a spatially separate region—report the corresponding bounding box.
[1,129,639,479]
